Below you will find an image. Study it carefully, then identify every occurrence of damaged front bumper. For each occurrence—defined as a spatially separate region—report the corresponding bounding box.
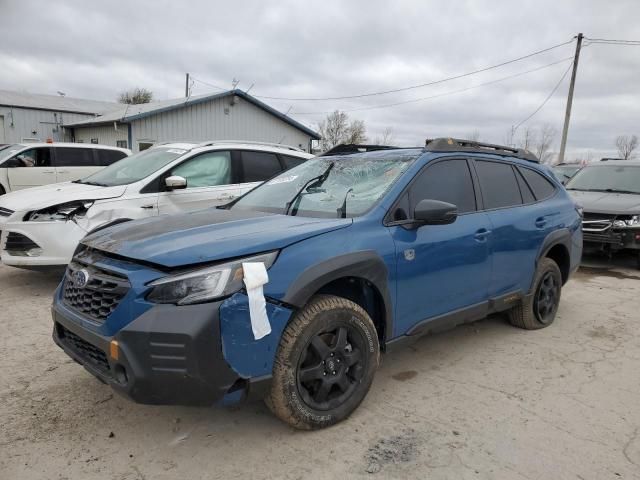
[52,284,293,406]
[582,227,640,251]
[0,219,88,267]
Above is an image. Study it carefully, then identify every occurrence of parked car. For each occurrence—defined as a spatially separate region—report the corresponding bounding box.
[0,141,313,269]
[566,160,640,268]
[0,142,131,195]
[552,163,582,185]
[51,138,582,429]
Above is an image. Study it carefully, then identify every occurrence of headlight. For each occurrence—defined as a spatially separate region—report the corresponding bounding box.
[27,200,94,222]
[146,251,278,305]
[613,215,640,228]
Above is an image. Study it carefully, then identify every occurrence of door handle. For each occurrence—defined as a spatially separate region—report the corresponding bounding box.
[57,170,69,174]
[42,170,56,174]
[474,228,491,242]
[140,204,155,209]
[535,217,548,228]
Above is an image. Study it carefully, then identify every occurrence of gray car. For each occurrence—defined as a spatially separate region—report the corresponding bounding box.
[566,160,640,268]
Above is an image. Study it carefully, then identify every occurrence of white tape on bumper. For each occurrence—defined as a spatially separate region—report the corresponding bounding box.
[242,262,271,340]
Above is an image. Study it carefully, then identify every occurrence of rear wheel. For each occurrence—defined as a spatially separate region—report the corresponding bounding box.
[509,257,562,330]
[266,295,379,430]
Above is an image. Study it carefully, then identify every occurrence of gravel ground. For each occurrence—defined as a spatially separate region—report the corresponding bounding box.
[1,255,639,480]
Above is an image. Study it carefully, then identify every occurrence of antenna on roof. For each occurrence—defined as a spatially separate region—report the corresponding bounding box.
[232,78,240,89]
[245,83,255,94]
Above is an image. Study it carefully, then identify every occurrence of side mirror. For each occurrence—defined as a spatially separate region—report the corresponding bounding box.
[413,199,458,225]
[165,175,187,190]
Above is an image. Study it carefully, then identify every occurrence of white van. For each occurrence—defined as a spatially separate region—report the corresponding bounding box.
[0,141,313,268]
[0,143,131,194]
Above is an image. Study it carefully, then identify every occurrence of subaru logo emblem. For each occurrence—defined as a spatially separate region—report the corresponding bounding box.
[72,269,90,288]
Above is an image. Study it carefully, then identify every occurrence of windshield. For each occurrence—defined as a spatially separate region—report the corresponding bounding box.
[78,147,188,186]
[231,150,419,218]
[0,144,25,165]
[566,165,640,194]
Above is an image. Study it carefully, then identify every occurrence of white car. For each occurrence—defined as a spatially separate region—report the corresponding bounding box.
[0,142,131,194]
[0,141,313,269]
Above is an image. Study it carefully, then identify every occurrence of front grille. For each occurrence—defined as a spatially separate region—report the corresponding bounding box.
[3,232,40,254]
[56,323,110,373]
[62,258,130,324]
[0,207,13,217]
[583,231,624,245]
[582,212,617,233]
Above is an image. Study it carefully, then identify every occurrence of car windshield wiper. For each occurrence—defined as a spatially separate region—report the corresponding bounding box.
[73,179,108,187]
[570,187,640,194]
[284,162,335,216]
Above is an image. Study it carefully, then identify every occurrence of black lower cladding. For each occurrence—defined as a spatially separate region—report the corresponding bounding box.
[52,301,241,406]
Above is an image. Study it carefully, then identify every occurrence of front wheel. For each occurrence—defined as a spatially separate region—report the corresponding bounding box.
[509,257,562,330]
[266,295,380,430]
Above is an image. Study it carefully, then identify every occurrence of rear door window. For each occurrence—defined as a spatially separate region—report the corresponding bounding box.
[515,169,536,203]
[475,160,523,209]
[54,147,96,166]
[239,151,282,182]
[408,158,477,214]
[96,149,128,166]
[519,167,556,201]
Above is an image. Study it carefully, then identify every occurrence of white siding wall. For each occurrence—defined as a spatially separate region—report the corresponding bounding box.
[73,123,128,147]
[130,96,312,153]
[0,106,95,143]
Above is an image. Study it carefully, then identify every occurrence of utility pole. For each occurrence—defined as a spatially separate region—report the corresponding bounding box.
[185,72,190,98]
[558,33,583,164]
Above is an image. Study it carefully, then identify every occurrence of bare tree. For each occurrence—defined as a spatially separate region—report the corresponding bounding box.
[118,87,153,104]
[518,126,537,151]
[535,124,557,164]
[373,127,395,145]
[615,134,638,160]
[318,111,367,151]
[466,130,481,142]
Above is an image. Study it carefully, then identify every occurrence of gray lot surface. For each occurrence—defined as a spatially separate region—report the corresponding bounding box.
[1,255,639,479]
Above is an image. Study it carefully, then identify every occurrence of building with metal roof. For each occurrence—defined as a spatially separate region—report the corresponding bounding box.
[64,90,320,153]
[0,90,118,144]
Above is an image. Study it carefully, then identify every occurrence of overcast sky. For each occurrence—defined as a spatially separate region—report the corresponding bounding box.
[1,0,639,159]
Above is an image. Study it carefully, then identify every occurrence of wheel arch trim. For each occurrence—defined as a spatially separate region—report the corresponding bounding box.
[281,250,394,343]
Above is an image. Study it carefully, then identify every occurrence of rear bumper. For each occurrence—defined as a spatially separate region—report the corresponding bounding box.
[52,300,243,406]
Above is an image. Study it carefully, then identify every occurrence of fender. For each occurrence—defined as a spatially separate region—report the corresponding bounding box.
[530,227,571,291]
[282,250,394,342]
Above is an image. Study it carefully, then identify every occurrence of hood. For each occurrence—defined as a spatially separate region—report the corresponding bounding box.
[0,182,126,212]
[568,190,640,214]
[82,208,352,268]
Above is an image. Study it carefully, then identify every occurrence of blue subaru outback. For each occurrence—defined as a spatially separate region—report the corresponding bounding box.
[52,138,582,429]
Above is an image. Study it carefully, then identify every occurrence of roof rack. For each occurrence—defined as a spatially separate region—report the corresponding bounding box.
[195,140,304,152]
[425,138,539,163]
[319,144,399,157]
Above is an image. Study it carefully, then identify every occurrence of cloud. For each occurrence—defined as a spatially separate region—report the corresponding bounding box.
[1,0,639,159]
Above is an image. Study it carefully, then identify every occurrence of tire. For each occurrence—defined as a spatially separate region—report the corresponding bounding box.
[509,257,562,330]
[0,185,5,196]
[266,295,380,430]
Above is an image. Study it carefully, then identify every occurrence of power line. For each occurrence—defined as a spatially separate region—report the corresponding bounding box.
[513,62,573,131]
[584,37,640,45]
[190,76,227,91]
[252,38,576,101]
[293,57,574,115]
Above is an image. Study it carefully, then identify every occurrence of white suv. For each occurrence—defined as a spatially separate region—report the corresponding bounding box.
[0,143,131,194]
[0,141,313,269]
